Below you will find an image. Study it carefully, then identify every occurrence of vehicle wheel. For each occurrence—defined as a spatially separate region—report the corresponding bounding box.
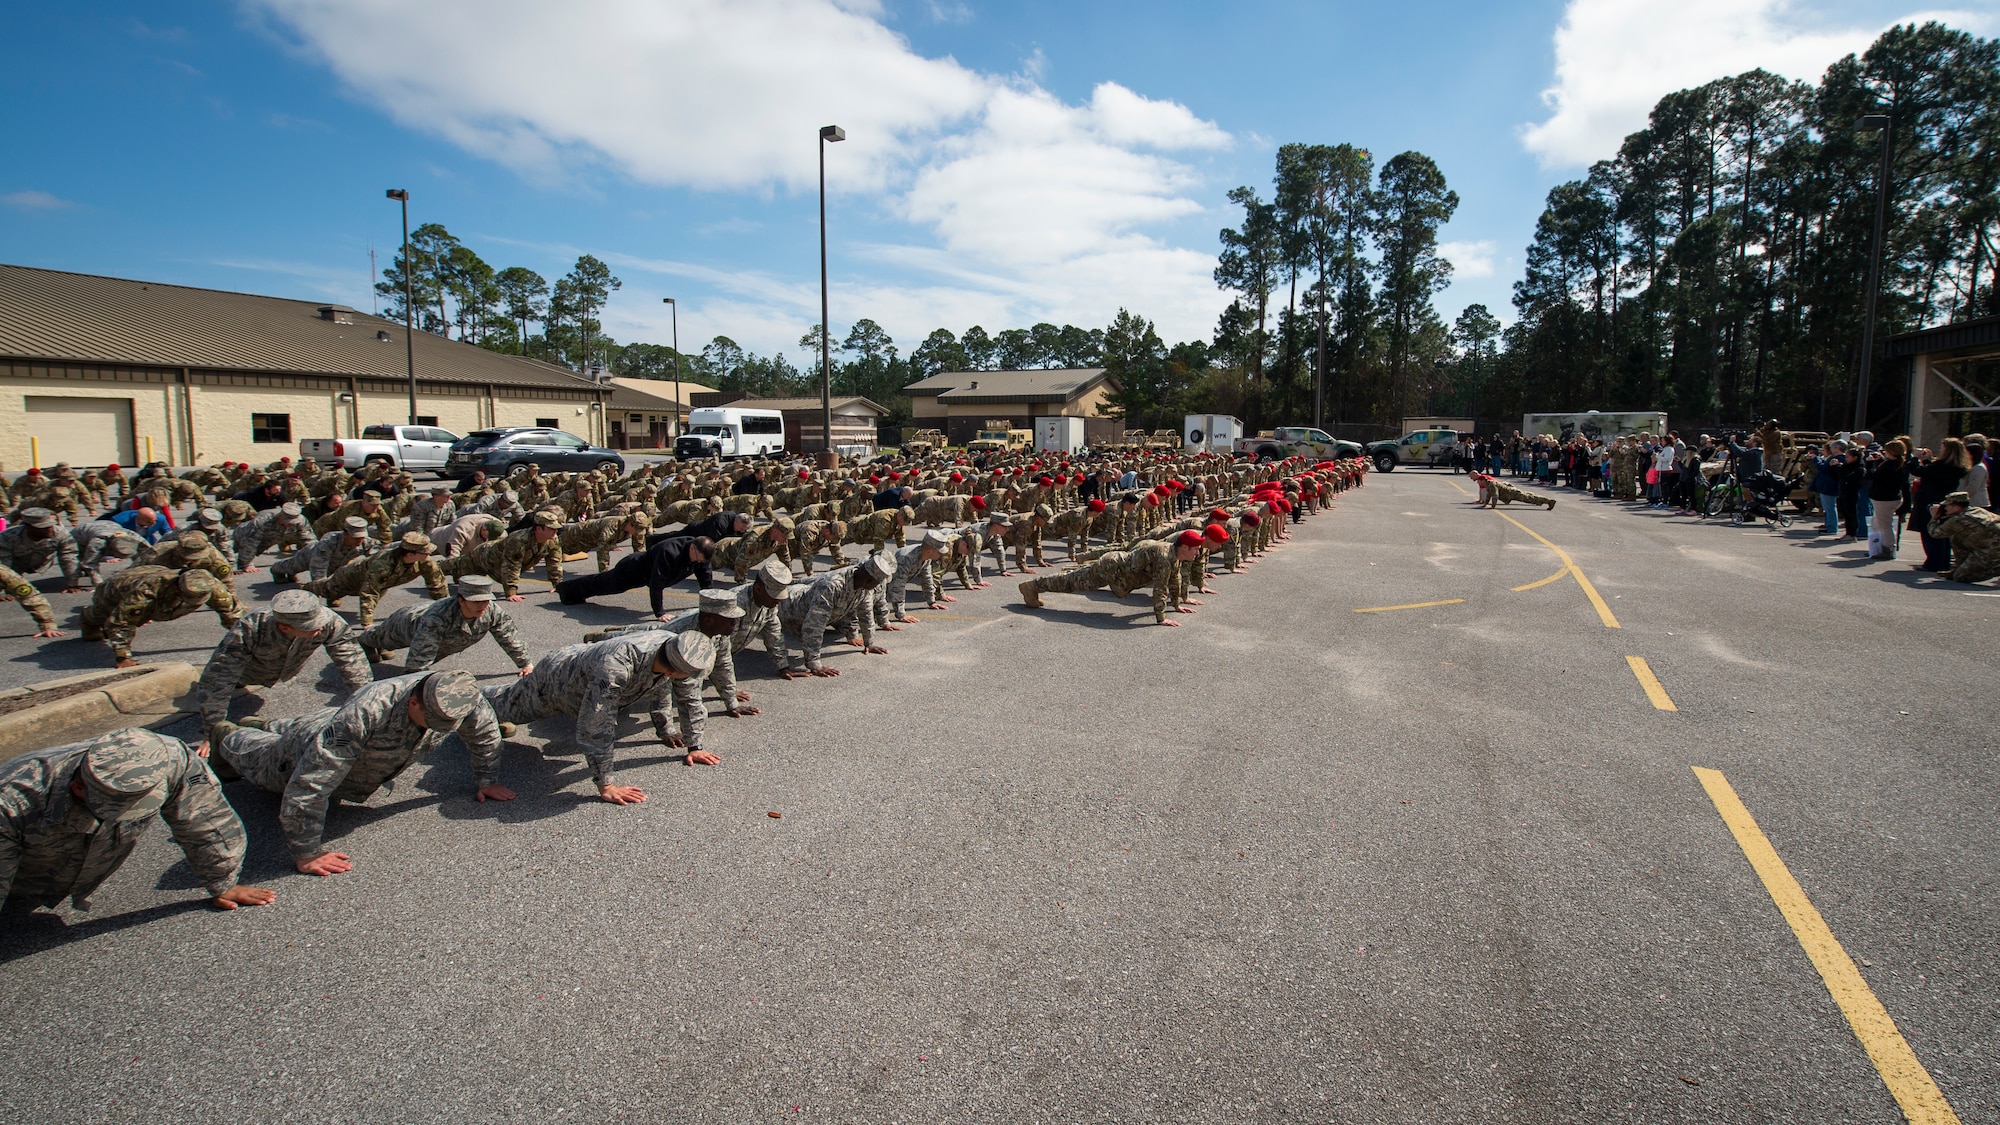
[1773,514,1794,529]
[596,460,620,475]
[1730,508,1748,526]
[365,455,394,468]
[1373,453,1397,473]
[507,462,533,481]
[1703,488,1729,518]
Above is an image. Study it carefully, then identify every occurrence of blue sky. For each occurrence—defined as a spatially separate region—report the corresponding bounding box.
[3,0,1990,363]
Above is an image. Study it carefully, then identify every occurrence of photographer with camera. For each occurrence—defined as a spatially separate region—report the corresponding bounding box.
[1909,438,1973,572]
[1862,440,1910,557]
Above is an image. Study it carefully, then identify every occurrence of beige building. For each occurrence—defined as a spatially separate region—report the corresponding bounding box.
[0,264,614,468]
[603,376,719,449]
[902,368,1122,446]
[687,392,887,454]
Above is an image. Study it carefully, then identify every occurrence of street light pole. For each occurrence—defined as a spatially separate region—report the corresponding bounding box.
[818,124,845,468]
[662,297,681,443]
[1854,114,1893,432]
[385,189,417,426]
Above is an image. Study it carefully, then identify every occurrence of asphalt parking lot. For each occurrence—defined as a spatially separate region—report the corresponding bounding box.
[1,469,1994,1123]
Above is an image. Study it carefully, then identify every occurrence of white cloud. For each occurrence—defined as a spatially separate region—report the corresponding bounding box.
[1520,0,1984,167]
[1438,240,1497,280]
[251,0,1232,349]
[2,189,78,211]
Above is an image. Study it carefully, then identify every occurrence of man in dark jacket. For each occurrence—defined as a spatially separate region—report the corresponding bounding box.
[675,510,750,545]
[453,470,489,495]
[556,534,713,616]
[232,480,286,512]
[873,485,913,511]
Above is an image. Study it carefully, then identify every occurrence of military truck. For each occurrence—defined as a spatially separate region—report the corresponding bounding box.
[966,425,1032,454]
[1364,427,1462,472]
[1234,426,1364,462]
[901,428,945,456]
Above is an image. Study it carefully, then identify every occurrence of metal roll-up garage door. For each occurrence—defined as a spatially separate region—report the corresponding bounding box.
[25,397,136,467]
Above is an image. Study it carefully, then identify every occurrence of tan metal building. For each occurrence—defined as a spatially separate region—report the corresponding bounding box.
[902,368,1122,447]
[0,264,612,468]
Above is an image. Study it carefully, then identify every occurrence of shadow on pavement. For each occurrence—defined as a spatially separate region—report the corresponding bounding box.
[0,901,210,964]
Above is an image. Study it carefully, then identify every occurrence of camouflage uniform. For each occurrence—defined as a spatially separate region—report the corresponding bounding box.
[72,520,148,582]
[776,566,875,673]
[135,530,234,587]
[1931,505,2000,584]
[213,671,501,863]
[215,498,258,528]
[313,498,391,541]
[231,503,314,570]
[79,566,240,662]
[1022,539,1179,624]
[1477,476,1556,510]
[914,494,973,527]
[1043,507,1098,562]
[433,512,503,558]
[444,526,560,597]
[724,519,792,583]
[845,507,910,554]
[788,519,846,576]
[874,539,944,624]
[0,518,81,587]
[194,603,373,725]
[272,526,376,582]
[354,591,530,672]
[394,493,457,537]
[0,729,247,912]
[554,513,647,578]
[658,497,720,526]
[304,535,448,625]
[605,591,754,716]
[481,633,712,787]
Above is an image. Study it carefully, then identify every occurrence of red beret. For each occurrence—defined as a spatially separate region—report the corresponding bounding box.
[1177,529,1205,548]
[991,468,1004,476]
[106,463,120,471]
[1203,524,1229,543]
[1209,507,1228,521]
[1241,510,1262,526]
[798,469,812,480]
[1012,468,1024,476]
[949,472,964,482]
[868,475,881,484]
[1087,498,1106,513]
[969,495,987,511]
[1275,498,1292,512]
[1142,493,1159,506]
[280,457,292,463]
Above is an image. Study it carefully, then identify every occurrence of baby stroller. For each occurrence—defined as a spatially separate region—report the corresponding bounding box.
[1732,470,1798,529]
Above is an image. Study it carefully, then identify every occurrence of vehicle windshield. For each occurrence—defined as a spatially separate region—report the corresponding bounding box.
[688,425,726,436]
[1305,430,1333,443]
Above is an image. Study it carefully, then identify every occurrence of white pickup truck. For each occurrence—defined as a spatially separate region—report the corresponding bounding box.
[300,424,460,471]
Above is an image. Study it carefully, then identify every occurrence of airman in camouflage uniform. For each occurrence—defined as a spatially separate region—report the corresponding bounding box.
[553,511,650,578]
[354,575,530,673]
[722,516,792,583]
[79,565,240,666]
[305,531,449,625]
[845,506,911,556]
[1042,502,1102,563]
[1930,492,2000,584]
[393,488,457,537]
[658,495,720,527]
[468,488,526,526]
[592,587,762,718]
[312,492,391,541]
[787,518,846,576]
[135,529,234,587]
[1017,534,1198,625]
[444,511,562,599]
[0,728,274,915]
[776,553,891,676]
[211,670,508,875]
[0,509,77,636]
[194,589,372,726]
[72,519,147,584]
[272,517,377,583]
[481,630,716,803]
[231,502,314,573]
[873,531,949,627]
[1472,472,1556,510]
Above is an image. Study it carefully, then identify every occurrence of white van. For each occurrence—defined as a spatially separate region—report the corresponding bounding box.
[674,407,787,461]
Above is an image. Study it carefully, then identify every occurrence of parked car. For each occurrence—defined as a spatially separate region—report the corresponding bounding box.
[674,407,787,460]
[1365,428,1462,472]
[1234,426,1363,462]
[300,424,460,471]
[442,427,626,480]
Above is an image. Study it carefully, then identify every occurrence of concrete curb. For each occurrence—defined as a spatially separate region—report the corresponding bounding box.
[0,662,199,762]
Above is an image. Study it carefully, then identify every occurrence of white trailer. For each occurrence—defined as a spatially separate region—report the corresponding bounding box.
[1521,410,1668,442]
[1034,416,1084,454]
[1182,414,1243,455]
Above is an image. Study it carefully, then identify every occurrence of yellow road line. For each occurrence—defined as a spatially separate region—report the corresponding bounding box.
[1491,511,1621,629]
[1353,598,1466,613]
[1625,656,1676,711]
[1511,568,1570,592]
[1446,480,1471,495]
[1693,768,1961,1125]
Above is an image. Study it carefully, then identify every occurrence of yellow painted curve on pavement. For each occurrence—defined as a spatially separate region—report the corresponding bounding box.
[1490,510,1621,629]
[1695,768,1961,1125]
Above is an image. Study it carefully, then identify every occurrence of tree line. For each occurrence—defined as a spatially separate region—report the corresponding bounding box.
[1484,20,1999,432]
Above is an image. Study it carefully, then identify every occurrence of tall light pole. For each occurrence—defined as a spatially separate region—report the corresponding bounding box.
[818,124,845,468]
[385,189,417,426]
[662,297,682,443]
[1853,114,1893,431]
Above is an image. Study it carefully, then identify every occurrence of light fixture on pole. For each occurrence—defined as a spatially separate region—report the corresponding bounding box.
[662,297,682,442]
[385,189,417,426]
[1853,114,1893,431]
[818,124,845,469]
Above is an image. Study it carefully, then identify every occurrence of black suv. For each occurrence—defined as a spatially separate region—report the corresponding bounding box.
[443,427,626,480]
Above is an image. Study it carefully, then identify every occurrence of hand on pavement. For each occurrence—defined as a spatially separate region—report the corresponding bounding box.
[864,645,888,655]
[686,750,721,766]
[475,784,517,802]
[598,784,647,805]
[297,852,354,876]
[211,885,277,910]
[33,628,64,638]
[517,664,533,677]
[507,594,526,603]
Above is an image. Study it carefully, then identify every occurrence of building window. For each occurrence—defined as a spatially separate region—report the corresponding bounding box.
[251,413,292,444]
[416,415,439,427]
[629,413,644,423]
[535,417,558,428]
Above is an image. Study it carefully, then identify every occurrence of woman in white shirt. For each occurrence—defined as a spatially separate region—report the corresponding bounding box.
[1652,438,1679,509]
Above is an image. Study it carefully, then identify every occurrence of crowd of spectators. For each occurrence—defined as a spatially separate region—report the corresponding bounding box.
[1452,426,1994,571]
